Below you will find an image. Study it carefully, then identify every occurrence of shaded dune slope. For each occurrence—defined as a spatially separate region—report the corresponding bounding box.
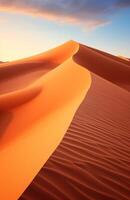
[20,43,130,200]
[0,40,130,200]
[88,47,130,67]
[20,74,130,200]
[74,45,130,91]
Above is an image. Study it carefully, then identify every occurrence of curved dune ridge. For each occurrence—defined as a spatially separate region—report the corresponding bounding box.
[21,75,130,200]
[20,42,130,200]
[0,41,79,110]
[74,44,130,91]
[0,41,91,200]
[0,40,130,200]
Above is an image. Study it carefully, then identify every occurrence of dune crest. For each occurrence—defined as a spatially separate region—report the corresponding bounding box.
[74,44,130,91]
[118,55,130,62]
[21,76,130,200]
[0,41,79,111]
[0,41,91,200]
[0,40,130,200]
[20,43,130,200]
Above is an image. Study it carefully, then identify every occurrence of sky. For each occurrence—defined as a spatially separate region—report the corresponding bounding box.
[0,0,130,61]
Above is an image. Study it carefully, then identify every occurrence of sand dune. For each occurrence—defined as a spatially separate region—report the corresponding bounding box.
[88,47,130,67]
[0,41,91,200]
[0,40,130,200]
[74,44,130,91]
[0,41,79,110]
[20,73,130,200]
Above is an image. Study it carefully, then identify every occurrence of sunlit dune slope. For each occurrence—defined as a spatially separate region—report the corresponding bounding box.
[21,72,130,200]
[74,44,130,91]
[0,41,91,200]
[0,40,130,200]
[0,41,79,110]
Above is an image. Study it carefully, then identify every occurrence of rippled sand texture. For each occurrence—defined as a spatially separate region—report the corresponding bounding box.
[0,40,130,200]
[20,44,130,200]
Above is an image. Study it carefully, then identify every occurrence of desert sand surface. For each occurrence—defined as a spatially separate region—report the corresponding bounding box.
[0,41,130,200]
[0,41,91,200]
[74,45,130,91]
[20,73,130,200]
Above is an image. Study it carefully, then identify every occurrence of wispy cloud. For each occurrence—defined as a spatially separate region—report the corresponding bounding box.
[0,0,130,29]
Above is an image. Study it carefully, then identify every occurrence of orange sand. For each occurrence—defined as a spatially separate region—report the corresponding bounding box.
[0,41,91,200]
[21,73,130,200]
[0,40,130,200]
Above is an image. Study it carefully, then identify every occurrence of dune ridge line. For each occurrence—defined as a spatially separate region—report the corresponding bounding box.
[0,40,92,200]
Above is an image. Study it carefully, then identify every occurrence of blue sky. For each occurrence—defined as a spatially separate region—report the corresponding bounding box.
[0,0,130,61]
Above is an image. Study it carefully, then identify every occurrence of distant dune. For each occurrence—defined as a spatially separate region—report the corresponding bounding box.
[0,41,130,200]
[118,55,130,62]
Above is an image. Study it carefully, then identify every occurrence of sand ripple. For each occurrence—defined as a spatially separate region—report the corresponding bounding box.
[20,73,130,200]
